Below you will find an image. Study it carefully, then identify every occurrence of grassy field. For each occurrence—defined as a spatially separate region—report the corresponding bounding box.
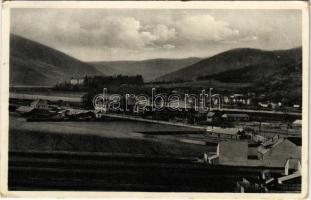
[9,115,215,158]
[10,88,86,98]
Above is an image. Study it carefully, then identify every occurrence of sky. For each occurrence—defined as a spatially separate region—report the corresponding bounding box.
[11,9,302,61]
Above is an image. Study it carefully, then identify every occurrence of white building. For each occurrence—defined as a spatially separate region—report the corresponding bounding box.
[70,77,85,85]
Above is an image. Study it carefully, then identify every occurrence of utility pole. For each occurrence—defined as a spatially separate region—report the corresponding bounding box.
[209,88,213,110]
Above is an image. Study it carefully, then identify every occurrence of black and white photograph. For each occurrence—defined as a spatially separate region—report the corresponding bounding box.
[0,1,309,198]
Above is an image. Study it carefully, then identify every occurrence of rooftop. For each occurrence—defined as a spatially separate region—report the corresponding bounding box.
[222,113,249,118]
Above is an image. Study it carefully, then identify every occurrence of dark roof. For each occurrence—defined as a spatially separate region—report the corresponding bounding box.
[287,137,302,146]
[207,112,215,117]
[16,106,35,113]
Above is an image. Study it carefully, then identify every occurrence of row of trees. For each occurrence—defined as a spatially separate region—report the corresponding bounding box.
[54,75,144,91]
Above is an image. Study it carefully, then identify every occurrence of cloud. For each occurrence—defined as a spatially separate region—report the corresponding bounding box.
[11,12,240,51]
[57,16,176,50]
[222,35,258,44]
[239,36,258,42]
[98,17,148,48]
[175,15,240,41]
[94,17,177,49]
[162,44,175,49]
[10,9,301,61]
[144,24,176,42]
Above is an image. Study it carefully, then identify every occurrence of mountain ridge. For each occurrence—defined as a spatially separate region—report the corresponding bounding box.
[155,47,302,82]
[10,34,104,86]
[89,57,201,82]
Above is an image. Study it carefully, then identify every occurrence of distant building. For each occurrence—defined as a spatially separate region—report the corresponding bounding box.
[17,99,49,114]
[228,94,245,104]
[221,113,249,121]
[70,77,85,85]
[213,98,219,105]
[258,102,269,108]
[30,99,49,110]
[293,104,301,108]
[84,75,144,86]
[292,119,302,130]
[16,99,51,117]
[230,94,244,99]
[247,92,256,97]
[206,112,216,123]
[270,102,277,110]
[246,98,252,105]
[223,96,230,104]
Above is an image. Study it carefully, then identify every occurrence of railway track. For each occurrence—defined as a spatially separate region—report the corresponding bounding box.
[8,151,283,192]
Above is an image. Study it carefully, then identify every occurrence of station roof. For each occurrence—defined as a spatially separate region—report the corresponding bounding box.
[206,127,241,135]
[222,113,249,118]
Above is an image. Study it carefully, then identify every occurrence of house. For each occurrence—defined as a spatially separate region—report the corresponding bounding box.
[221,113,249,121]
